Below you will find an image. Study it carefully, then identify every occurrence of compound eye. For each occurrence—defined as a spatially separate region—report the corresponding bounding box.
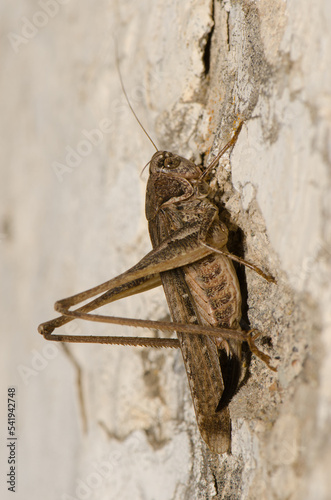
[164,156,180,169]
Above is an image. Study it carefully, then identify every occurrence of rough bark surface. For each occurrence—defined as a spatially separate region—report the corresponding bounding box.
[1,1,331,499]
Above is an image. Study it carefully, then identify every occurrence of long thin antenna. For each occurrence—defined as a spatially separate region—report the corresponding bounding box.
[114,40,158,152]
[201,121,243,180]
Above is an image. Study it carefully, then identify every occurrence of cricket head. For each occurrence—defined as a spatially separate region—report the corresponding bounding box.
[146,151,206,221]
[149,151,202,180]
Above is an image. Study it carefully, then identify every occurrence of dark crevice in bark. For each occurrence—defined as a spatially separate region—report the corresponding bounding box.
[202,2,215,76]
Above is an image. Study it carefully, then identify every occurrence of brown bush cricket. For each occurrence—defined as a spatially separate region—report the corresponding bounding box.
[38,66,276,454]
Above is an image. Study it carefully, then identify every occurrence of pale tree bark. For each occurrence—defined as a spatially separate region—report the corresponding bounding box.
[1,1,331,499]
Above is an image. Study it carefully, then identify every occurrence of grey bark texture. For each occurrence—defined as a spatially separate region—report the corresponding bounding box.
[1,1,331,499]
